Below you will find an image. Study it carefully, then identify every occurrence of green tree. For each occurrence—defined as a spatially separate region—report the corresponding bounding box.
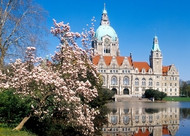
[180,81,190,97]
[159,92,167,100]
[144,89,155,98]
[145,89,167,100]
[0,89,31,125]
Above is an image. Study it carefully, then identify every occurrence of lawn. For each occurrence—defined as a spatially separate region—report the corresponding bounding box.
[163,96,190,102]
[0,127,36,136]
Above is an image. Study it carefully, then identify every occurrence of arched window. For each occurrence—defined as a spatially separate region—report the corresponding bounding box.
[149,78,153,86]
[123,76,129,85]
[111,76,117,85]
[142,69,145,74]
[123,88,129,95]
[142,78,146,86]
[135,78,139,86]
[149,68,152,74]
[111,116,117,125]
[123,116,130,125]
[124,109,129,114]
[156,53,159,57]
[112,88,117,94]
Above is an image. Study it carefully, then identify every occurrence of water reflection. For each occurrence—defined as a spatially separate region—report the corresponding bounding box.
[103,103,180,136]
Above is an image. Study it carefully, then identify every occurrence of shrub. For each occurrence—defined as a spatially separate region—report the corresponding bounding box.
[145,89,167,100]
[0,89,31,126]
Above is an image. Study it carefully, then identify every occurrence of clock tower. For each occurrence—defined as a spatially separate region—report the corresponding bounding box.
[93,4,120,56]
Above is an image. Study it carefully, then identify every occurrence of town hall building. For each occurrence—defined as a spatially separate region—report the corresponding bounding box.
[92,5,179,98]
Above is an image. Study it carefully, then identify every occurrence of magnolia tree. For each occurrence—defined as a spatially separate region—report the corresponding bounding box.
[0,19,100,135]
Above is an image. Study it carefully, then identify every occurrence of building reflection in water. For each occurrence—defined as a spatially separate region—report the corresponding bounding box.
[102,106,179,136]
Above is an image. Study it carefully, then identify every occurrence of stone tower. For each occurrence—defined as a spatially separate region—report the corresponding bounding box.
[92,4,120,56]
[149,36,163,74]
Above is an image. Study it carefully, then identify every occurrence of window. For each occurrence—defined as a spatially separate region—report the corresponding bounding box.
[111,76,117,85]
[111,116,117,125]
[142,69,145,74]
[135,78,139,86]
[123,77,129,85]
[135,116,139,123]
[123,116,129,125]
[124,109,129,114]
[149,115,153,123]
[149,78,153,86]
[156,53,159,57]
[135,69,139,73]
[156,82,159,86]
[142,78,146,86]
[135,87,139,91]
[142,116,146,123]
[123,88,129,94]
[170,83,172,86]
[165,83,167,86]
[142,87,146,92]
[104,48,110,53]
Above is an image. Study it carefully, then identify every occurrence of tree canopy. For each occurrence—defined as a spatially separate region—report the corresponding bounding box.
[0,0,47,68]
[145,89,167,100]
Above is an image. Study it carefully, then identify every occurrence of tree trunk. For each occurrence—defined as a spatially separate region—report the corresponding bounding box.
[13,115,31,131]
[0,49,5,70]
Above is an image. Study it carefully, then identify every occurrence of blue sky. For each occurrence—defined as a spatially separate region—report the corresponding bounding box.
[37,0,190,81]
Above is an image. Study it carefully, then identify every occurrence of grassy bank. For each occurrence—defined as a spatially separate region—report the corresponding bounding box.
[0,127,36,136]
[163,96,190,102]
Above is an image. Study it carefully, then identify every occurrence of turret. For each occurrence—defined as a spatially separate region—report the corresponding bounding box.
[149,36,163,74]
[101,3,110,25]
[93,4,120,56]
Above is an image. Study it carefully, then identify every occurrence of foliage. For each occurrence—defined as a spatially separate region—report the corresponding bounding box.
[23,84,113,136]
[145,108,159,114]
[180,81,190,97]
[0,0,47,68]
[144,89,167,100]
[159,92,167,100]
[0,19,105,135]
[163,96,190,102]
[0,89,31,126]
[89,87,114,135]
[180,108,190,119]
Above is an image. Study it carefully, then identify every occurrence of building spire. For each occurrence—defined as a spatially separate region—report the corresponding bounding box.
[103,3,107,14]
[152,35,161,51]
[100,3,110,25]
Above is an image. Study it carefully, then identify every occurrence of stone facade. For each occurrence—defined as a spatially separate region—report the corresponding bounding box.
[92,5,179,97]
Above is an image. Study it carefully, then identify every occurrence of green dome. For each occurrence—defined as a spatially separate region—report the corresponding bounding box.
[95,25,118,41]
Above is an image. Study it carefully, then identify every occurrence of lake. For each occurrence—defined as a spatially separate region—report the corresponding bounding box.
[102,101,190,136]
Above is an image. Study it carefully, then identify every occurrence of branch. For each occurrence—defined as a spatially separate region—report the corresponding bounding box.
[5,36,22,50]
[0,0,14,29]
[3,8,29,48]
